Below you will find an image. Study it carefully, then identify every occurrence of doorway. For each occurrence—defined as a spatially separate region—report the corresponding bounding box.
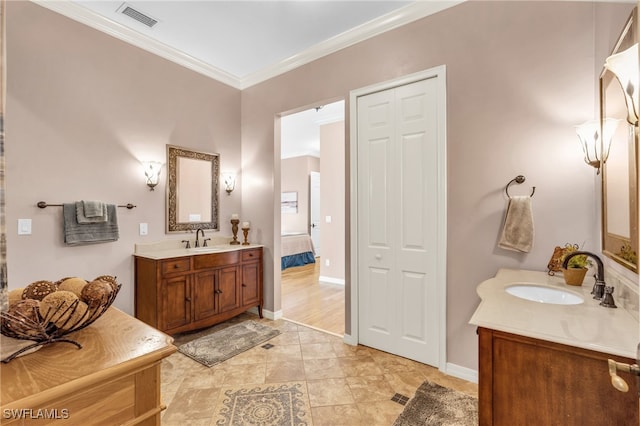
[280,100,346,336]
[350,67,447,369]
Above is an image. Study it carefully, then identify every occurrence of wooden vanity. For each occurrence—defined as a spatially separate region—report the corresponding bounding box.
[478,327,637,425]
[134,246,263,334]
[471,269,639,426]
[0,308,176,425]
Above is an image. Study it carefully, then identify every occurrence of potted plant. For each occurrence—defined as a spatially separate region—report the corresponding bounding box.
[561,250,592,286]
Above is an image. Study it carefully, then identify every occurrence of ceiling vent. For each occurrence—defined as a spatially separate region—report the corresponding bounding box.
[117,3,158,28]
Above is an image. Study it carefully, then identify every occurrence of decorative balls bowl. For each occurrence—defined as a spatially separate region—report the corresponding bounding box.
[1,275,121,363]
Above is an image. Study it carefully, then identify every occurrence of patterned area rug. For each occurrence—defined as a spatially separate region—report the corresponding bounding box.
[177,320,281,367]
[214,382,311,425]
[393,380,478,426]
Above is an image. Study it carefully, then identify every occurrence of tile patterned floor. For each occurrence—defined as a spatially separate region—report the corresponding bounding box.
[161,314,477,425]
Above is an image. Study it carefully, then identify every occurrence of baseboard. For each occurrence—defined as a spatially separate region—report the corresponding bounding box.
[342,333,358,346]
[257,308,283,321]
[319,276,346,285]
[445,362,478,383]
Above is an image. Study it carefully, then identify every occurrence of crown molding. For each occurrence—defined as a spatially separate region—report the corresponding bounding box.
[31,0,242,89]
[31,0,463,90]
[239,1,464,89]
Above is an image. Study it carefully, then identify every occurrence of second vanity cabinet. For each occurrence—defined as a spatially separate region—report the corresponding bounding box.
[135,247,263,334]
[478,327,638,426]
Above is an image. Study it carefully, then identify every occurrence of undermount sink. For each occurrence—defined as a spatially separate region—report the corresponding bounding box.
[505,283,584,305]
[188,247,223,253]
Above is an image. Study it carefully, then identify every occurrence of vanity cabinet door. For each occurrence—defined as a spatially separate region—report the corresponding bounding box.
[217,265,241,314]
[478,327,638,426]
[241,259,261,308]
[161,274,192,331]
[193,270,217,321]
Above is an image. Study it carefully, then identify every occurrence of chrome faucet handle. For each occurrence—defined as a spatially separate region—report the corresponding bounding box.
[600,286,617,308]
[181,240,191,249]
[203,238,211,247]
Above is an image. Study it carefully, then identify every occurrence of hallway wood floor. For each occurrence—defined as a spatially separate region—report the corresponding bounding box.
[281,259,345,335]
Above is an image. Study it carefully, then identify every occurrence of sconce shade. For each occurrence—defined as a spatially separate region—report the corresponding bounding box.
[142,161,163,191]
[223,173,236,195]
[575,119,619,174]
[604,43,639,125]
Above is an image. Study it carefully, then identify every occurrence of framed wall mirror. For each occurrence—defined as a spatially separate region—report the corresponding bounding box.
[600,8,638,273]
[166,145,220,233]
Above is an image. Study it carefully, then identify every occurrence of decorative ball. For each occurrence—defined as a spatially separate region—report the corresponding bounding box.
[58,277,88,298]
[81,280,113,308]
[54,277,74,286]
[8,288,25,307]
[39,291,86,329]
[3,299,41,336]
[23,280,58,301]
[93,275,119,292]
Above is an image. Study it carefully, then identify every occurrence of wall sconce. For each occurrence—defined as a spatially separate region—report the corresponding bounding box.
[604,43,639,126]
[223,173,236,195]
[142,161,163,191]
[575,118,619,174]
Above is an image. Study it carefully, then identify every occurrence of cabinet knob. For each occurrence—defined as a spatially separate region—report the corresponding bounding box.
[242,283,247,287]
[185,297,191,301]
[174,264,179,268]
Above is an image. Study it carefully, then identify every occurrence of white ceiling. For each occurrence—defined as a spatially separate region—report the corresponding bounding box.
[36,0,463,89]
[281,100,345,159]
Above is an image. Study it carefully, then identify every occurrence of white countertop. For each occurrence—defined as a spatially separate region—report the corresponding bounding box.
[134,238,263,260]
[469,268,639,359]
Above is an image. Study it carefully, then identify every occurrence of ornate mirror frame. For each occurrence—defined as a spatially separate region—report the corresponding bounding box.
[166,145,220,233]
[600,7,639,273]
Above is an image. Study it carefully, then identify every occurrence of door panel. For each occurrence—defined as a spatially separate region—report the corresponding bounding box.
[163,275,191,330]
[310,171,321,256]
[193,271,216,321]
[357,76,441,366]
[241,262,261,306]
[218,266,240,313]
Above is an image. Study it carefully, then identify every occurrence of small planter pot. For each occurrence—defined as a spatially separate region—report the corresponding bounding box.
[562,267,588,286]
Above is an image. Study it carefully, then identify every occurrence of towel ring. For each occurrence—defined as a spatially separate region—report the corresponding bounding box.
[505,175,535,198]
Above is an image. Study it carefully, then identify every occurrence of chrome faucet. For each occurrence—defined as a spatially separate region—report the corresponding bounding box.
[562,251,616,308]
[195,228,205,248]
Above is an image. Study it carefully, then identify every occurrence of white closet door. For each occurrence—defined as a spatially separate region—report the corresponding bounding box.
[357,76,440,365]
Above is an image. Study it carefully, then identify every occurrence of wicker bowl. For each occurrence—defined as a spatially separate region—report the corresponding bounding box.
[0,276,121,362]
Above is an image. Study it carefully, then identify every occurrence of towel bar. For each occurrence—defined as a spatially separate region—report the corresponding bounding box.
[505,175,535,198]
[37,201,136,209]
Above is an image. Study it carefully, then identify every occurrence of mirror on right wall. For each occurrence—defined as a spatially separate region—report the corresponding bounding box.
[600,7,638,273]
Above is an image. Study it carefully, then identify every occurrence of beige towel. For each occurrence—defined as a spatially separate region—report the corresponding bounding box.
[498,196,534,253]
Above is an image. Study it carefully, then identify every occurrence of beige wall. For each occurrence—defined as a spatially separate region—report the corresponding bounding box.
[319,121,345,282]
[241,1,634,371]
[6,2,241,313]
[281,155,319,234]
[5,1,635,373]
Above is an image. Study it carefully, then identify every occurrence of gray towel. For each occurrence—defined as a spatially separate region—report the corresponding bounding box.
[76,201,108,223]
[64,203,119,245]
[82,200,105,217]
[498,196,534,253]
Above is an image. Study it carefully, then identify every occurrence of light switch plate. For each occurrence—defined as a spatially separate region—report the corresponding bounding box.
[139,223,148,236]
[18,219,32,235]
